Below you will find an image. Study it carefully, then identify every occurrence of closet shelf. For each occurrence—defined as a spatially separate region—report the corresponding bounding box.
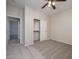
[34,30,40,32]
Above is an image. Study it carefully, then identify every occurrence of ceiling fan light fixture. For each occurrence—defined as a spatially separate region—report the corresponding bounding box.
[41,0,66,10]
[48,1,51,7]
[52,1,55,5]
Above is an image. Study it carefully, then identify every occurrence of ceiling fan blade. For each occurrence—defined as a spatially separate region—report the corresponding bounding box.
[51,4,56,10]
[41,3,48,9]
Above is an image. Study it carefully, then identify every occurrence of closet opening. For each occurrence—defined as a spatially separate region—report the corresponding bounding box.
[8,16,20,44]
[33,19,40,43]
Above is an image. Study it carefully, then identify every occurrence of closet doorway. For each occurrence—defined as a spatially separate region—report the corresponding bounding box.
[34,19,40,43]
[8,17,20,44]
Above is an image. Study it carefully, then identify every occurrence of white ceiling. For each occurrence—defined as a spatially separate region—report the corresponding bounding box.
[7,0,72,15]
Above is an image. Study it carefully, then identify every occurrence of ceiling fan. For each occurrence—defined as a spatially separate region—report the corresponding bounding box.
[41,0,66,10]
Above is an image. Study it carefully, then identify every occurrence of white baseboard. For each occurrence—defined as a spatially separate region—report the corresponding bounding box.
[50,39,72,45]
[24,42,34,47]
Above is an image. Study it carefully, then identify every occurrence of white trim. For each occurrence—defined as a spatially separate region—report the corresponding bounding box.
[51,39,72,45]
[6,16,23,44]
[24,42,34,47]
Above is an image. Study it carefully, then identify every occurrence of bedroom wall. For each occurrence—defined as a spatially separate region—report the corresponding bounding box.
[6,4,25,45]
[25,6,48,46]
[49,9,72,45]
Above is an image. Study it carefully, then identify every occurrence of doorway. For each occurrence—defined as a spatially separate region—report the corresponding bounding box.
[34,19,40,43]
[8,17,20,44]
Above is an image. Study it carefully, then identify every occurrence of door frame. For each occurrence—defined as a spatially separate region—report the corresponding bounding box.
[33,19,40,42]
[7,16,20,43]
